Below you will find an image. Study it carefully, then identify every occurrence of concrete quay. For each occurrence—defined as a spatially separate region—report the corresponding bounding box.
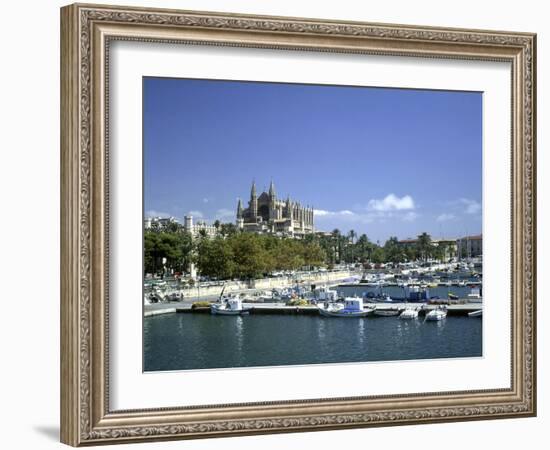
[144,307,176,317]
[163,301,483,317]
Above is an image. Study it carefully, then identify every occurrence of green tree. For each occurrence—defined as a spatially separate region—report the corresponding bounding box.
[416,232,433,261]
[219,222,238,237]
[144,230,194,275]
[347,229,357,262]
[331,229,342,263]
[302,241,326,268]
[229,233,269,279]
[370,247,386,264]
[164,221,181,233]
[384,236,405,263]
[356,234,370,262]
[195,237,234,279]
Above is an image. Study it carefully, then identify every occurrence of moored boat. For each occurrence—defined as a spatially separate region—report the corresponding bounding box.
[399,307,419,319]
[373,307,401,317]
[318,298,373,318]
[468,309,482,318]
[425,306,447,321]
[211,296,251,315]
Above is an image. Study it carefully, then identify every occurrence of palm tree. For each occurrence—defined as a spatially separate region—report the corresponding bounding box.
[332,229,341,263]
[347,229,357,262]
[416,232,432,262]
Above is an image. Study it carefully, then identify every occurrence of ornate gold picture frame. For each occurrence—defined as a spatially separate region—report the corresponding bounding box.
[60,3,536,446]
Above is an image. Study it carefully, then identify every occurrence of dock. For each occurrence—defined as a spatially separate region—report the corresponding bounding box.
[144,307,176,317]
[167,301,482,316]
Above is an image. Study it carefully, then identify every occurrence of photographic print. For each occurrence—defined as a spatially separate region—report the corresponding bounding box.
[143,77,483,372]
[61,5,536,444]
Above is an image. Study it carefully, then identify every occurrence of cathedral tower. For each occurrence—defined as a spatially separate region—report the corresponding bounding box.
[250,180,257,220]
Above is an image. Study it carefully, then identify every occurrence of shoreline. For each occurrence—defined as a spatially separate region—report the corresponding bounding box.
[145,301,483,317]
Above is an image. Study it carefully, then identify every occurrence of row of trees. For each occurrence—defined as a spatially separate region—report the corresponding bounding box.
[144,229,326,279]
[195,233,325,279]
[144,223,453,280]
[311,230,451,265]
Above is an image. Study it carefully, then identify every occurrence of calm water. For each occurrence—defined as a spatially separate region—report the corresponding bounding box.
[144,313,482,371]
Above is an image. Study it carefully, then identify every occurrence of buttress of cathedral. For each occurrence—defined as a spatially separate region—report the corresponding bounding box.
[236,181,314,237]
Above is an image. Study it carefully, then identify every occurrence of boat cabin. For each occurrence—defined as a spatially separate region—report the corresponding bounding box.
[223,297,243,311]
[343,297,363,311]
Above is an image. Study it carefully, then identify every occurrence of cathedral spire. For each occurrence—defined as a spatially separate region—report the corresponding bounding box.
[250,180,256,198]
[250,180,258,219]
[268,179,276,199]
[236,198,243,218]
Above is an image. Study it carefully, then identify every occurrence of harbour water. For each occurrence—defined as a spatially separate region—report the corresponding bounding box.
[144,313,482,372]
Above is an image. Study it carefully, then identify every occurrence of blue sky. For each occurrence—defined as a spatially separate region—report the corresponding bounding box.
[144,77,482,243]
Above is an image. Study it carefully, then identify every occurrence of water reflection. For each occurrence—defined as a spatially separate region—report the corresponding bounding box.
[357,319,365,346]
[234,316,244,363]
[144,314,481,371]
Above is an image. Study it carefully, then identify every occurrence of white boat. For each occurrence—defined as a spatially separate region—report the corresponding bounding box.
[425,306,447,321]
[211,296,251,315]
[373,307,401,317]
[468,309,483,318]
[165,292,183,302]
[399,307,419,319]
[318,298,373,318]
[148,288,165,303]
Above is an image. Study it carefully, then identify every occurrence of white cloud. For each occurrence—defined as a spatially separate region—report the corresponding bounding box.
[202,198,210,204]
[314,209,355,217]
[459,198,481,214]
[436,213,456,222]
[187,210,204,218]
[145,210,171,218]
[367,194,415,212]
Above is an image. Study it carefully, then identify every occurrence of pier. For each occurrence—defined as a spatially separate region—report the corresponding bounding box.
[145,301,483,317]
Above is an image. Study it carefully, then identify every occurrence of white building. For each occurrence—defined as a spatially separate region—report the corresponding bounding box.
[144,216,179,230]
[183,215,218,238]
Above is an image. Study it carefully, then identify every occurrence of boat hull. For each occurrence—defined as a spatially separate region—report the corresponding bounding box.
[373,309,400,317]
[425,312,447,321]
[399,311,419,319]
[318,307,372,318]
[211,306,250,316]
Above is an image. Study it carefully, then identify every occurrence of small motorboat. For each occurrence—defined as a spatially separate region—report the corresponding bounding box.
[148,288,165,303]
[165,292,184,302]
[425,306,447,321]
[448,292,459,300]
[211,296,251,315]
[468,309,483,318]
[399,307,419,319]
[318,298,373,318]
[373,307,401,317]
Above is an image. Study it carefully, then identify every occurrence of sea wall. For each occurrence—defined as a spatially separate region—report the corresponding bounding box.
[176,270,357,299]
